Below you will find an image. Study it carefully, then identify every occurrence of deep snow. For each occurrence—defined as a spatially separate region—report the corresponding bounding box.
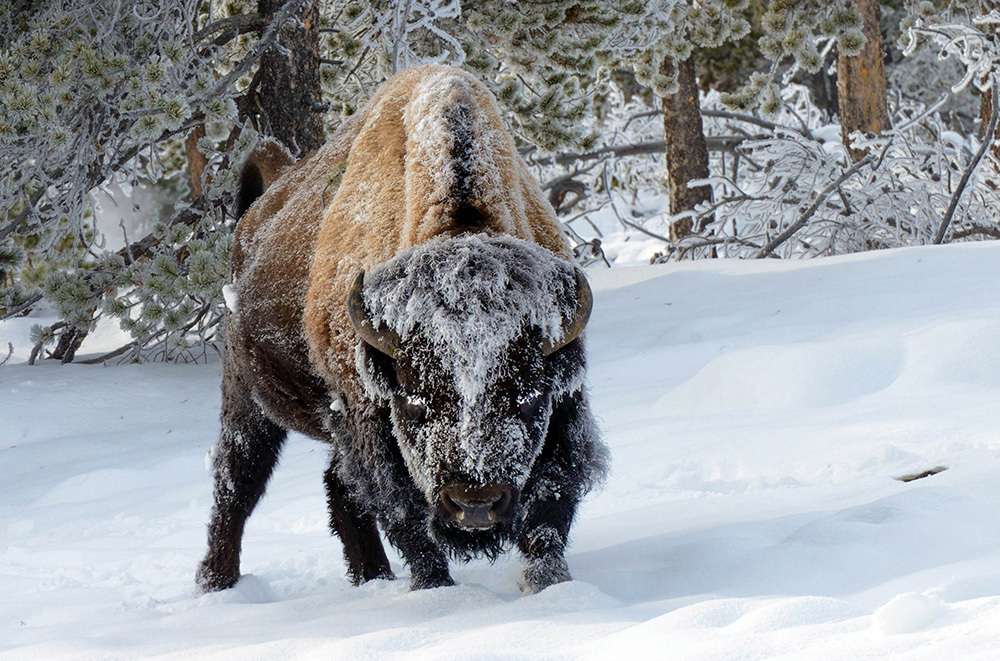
[4,242,1000,659]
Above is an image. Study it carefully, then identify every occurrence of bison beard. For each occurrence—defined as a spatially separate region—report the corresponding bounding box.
[197,65,608,596]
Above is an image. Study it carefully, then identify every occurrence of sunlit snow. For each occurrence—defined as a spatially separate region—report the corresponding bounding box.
[4,242,1000,659]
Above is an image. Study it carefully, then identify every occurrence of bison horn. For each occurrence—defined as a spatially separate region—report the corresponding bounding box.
[541,268,593,356]
[348,271,403,359]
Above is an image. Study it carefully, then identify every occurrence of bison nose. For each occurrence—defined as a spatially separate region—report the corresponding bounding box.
[438,483,514,529]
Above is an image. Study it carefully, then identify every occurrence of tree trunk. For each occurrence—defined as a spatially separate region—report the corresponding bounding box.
[185,124,208,199]
[836,0,890,162]
[49,322,89,364]
[981,2,1000,167]
[660,56,713,240]
[250,0,324,155]
[804,49,839,120]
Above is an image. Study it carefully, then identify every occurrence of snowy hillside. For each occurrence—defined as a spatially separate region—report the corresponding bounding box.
[4,243,1000,659]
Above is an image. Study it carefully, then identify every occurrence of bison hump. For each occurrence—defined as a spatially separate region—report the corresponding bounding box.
[400,69,523,237]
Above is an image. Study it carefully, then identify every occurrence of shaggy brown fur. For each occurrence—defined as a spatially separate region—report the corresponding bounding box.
[229,65,568,436]
[199,65,593,594]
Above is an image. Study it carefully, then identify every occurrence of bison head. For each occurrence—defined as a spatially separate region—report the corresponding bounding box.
[349,235,591,557]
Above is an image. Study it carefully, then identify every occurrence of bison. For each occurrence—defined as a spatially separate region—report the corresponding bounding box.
[197,64,608,595]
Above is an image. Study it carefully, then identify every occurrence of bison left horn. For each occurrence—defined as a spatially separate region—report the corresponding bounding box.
[348,271,403,359]
[541,268,593,356]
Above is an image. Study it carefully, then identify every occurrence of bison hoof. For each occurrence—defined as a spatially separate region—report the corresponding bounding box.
[196,561,240,593]
[409,571,455,591]
[519,556,571,595]
[350,567,396,586]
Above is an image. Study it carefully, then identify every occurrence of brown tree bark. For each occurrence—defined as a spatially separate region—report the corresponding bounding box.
[981,1,1000,167]
[836,0,890,162]
[660,55,713,240]
[185,124,208,199]
[250,0,324,155]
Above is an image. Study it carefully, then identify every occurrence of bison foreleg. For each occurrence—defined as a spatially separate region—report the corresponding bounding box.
[339,408,454,591]
[382,512,454,590]
[516,488,577,595]
[374,497,454,590]
[197,378,286,592]
[517,389,605,595]
[323,461,395,585]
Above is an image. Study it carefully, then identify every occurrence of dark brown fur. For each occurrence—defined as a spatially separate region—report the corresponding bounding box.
[198,65,604,594]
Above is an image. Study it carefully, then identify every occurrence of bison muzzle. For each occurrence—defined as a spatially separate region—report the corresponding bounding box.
[196,64,608,596]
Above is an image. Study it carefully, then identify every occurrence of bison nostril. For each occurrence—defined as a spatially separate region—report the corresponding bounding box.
[439,483,515,528]
[439,490,461,517]
[492,488,512,517]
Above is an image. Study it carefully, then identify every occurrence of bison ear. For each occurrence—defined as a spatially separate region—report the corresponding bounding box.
[541,268,593,356]
[347,271,403,360]
[235,138,295,219]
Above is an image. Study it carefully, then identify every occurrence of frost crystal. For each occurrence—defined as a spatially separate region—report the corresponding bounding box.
[222,284,239,313]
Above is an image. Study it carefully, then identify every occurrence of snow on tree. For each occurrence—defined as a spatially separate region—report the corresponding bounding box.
[3,0,1000,363]
[0,0,272,362]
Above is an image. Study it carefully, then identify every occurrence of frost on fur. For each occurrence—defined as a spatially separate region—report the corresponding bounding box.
[355,235,590,502]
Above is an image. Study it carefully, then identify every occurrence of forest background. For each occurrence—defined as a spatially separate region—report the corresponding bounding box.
[1,0,998,365]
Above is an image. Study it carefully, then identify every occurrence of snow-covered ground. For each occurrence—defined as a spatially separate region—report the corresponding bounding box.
[4,242,1000,659]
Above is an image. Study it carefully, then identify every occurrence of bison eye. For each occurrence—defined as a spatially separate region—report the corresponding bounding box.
[397,391,427,422]
[517,390,545,420]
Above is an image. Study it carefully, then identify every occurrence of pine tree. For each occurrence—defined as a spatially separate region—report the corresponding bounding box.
[0,0,291,362]
[0,0,634,361]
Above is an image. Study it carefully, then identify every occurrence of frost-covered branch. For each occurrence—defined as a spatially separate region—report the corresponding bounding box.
[193,14,267,47]
[525,136,744,168]
[0,293,43,322]
[756,152,875,258]
[934,79,999,244]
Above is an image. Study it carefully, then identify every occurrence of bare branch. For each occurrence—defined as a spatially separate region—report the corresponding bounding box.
[703,109,813,139]
[602,166,671,243]
[951,222,1000,240]
[194,13,267,46]
[934,80,999,244]
[196,0,306,105]
[524,137,744,168]
[1,293,43,321]
[0,188,45,243]
[756,153,875,259]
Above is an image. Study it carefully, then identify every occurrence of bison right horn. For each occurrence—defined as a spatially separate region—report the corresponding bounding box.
[541,268,593,356]
[348,271,403,359]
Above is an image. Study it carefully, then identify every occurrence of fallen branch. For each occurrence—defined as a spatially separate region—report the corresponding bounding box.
[75,341,138,365]
[670,235,764,261]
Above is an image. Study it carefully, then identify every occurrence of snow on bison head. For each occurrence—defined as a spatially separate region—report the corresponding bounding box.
[349,234,592,557]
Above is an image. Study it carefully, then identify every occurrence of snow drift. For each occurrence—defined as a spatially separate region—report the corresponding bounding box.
[3,242,1000,659]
